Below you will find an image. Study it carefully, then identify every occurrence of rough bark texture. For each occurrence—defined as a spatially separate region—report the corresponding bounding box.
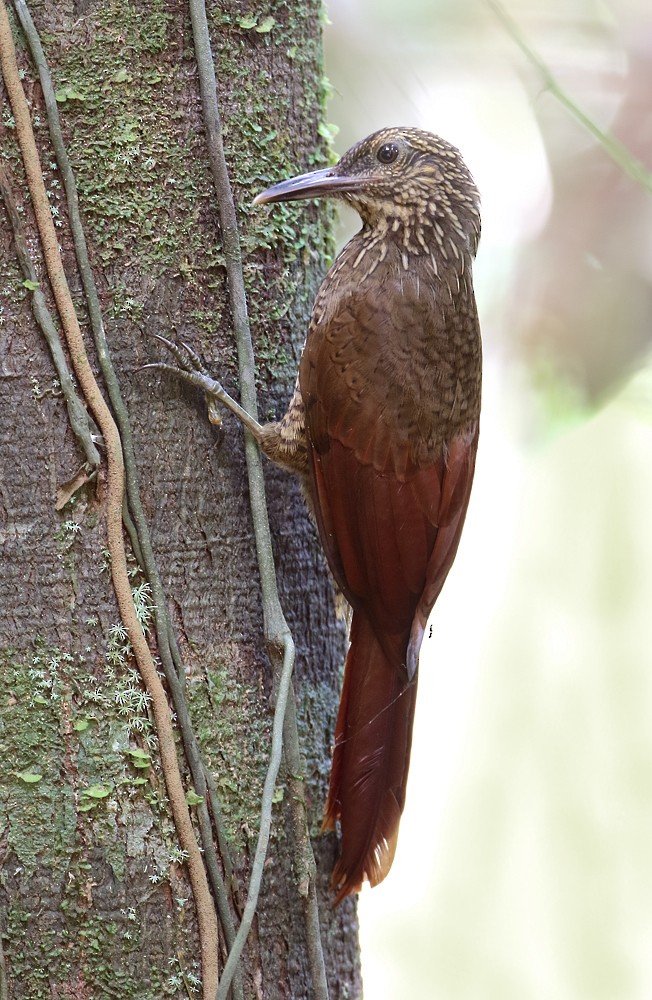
[0,0,361,996]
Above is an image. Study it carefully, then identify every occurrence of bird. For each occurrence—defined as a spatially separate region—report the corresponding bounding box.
[151,126,482,903]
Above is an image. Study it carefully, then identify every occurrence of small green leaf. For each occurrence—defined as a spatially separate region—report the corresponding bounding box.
[130,777,149,786]
[237,15,257,29]
[15,771,42,784]
[73,719,89,732]
[81,784,111,799]
[112,68,131,84]
[318,121,339,141]
[22,279,39,291]
[78,801,96,812]
[33,694,48,704]
[255,15,275,33]
[125,748,151,769]
[271,786,284,803]
[185,789,204,806]
[54,85,84,103]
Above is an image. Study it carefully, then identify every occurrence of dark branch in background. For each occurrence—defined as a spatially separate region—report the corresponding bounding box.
[11,4,243,994]
[0,161,101,470]
[187,1,329,999]
[487,0,652,194]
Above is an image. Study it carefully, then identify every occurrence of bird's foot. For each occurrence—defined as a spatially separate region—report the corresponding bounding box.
[144,334,264,440]
[144,334,230,426]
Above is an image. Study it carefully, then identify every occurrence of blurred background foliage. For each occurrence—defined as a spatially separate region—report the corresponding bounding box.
[322,0,652,996]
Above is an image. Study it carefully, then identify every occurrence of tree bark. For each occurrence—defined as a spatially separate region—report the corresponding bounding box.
[0,0,360,996]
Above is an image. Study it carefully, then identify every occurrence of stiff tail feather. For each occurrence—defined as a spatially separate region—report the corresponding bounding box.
[323,612,418,903]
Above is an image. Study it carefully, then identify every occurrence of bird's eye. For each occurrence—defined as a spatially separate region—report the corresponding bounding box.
[376,142,399,165]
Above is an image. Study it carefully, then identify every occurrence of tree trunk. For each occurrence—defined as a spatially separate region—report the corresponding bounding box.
[0,0,360,996]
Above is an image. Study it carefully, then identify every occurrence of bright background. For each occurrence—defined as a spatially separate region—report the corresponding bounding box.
[324,1,652,996]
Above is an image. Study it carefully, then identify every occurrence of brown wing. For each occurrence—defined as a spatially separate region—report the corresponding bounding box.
[300,283,479,673]
[302,277,479,900]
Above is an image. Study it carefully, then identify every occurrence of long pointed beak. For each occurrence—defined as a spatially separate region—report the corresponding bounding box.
[253,166,364,206]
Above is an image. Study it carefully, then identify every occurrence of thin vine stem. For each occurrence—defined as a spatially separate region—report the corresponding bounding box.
[487,0,652,194]
[0,160,100,469]
[216,637,296,1000]
[11,5,243,993]
[188,1,329,998]
[0,3,220,994]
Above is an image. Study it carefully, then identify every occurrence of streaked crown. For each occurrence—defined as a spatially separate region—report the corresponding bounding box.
[255,126,481,257]
[336,127,480,253]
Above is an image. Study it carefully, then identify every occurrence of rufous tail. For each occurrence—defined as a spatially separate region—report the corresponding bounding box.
[323,611,418,904]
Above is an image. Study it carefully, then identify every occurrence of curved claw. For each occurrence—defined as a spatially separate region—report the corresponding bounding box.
[143,335,264,441]
[150,333,209,377]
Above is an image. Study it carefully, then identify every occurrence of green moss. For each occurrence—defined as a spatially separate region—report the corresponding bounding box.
[3,895,177,997]
[186,659,272,844]
[1,0,339,986]
[50,16,217,274]
[8,0,335,393]
[0,650,72,873]
[0,643,193,993]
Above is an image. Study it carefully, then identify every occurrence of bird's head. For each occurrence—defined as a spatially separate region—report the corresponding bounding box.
[254,127,480,256]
